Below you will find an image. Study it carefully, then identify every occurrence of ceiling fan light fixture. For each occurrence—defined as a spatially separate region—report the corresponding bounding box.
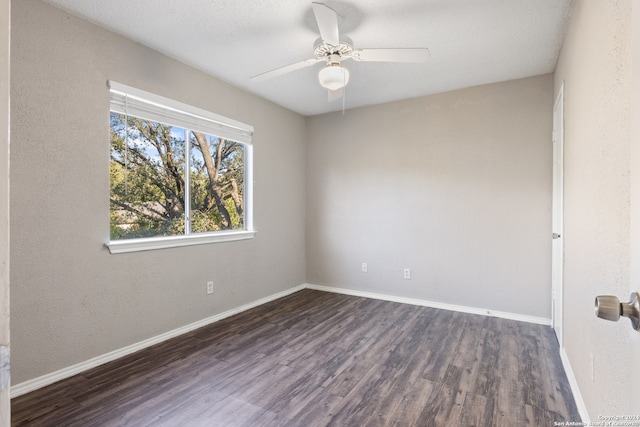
[318,64,350,91]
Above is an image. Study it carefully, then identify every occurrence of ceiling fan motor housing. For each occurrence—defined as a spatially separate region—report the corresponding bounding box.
[314,37,352,91]
[313,36,353,61]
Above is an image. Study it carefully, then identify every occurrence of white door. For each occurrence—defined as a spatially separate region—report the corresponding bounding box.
[552,84,564,347]
[631,5,640,413]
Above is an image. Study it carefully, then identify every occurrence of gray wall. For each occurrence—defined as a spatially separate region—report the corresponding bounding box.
[554,0,636,416]
[0,0,9,423]
[10,0,306,384]
[632,1,640,415]
[306,75,554,319]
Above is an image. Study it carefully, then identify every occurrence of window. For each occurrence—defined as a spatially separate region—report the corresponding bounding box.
[107,82,254,254]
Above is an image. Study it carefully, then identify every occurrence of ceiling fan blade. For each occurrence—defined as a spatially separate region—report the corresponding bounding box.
[312,2,340,47]
[250,58,321,82]
[328,88,343,102]
[328,87,347,115]
[351,48,430,63]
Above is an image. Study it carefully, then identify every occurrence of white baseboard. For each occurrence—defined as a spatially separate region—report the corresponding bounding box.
[10,284,306,399]
[559,347,590,423]
[11,282,554,399]
[305,283,552,326]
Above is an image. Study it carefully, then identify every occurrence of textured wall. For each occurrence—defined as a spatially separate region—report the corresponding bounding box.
[10,0,306,384]
[554,0,633,417]
[0,0,9,423]
[632,1,640,415]
[306,75,553,319]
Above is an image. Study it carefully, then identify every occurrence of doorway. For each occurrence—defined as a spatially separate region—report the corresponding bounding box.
[552,84,565,346]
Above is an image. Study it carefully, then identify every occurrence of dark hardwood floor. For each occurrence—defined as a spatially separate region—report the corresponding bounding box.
[11,289,580,426]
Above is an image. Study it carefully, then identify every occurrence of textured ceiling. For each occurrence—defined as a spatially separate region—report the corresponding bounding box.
[41,0,574,116]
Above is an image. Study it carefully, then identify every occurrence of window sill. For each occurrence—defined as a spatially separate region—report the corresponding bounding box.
[106,230,256,254]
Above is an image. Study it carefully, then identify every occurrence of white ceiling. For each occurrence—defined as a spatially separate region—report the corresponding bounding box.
[41,0,574,116]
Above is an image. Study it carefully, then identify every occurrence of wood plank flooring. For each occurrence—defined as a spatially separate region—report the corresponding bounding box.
[11,289,581,426]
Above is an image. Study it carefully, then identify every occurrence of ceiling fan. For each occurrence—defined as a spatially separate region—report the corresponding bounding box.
[250,2,430,100]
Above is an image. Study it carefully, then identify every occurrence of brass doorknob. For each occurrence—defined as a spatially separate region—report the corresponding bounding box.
[595,292,640,331]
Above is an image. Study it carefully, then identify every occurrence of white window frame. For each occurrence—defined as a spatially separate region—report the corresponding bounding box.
[106,81,255,254]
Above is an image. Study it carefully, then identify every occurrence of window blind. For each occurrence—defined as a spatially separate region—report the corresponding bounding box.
[109,81,254,145]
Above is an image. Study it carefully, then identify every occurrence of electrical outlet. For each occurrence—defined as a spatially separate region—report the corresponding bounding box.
[403,268,411,279]
[362,262,368,273]
[207,281,214,295]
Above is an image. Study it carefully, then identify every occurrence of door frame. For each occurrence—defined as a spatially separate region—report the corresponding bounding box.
[552,83,565,347]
